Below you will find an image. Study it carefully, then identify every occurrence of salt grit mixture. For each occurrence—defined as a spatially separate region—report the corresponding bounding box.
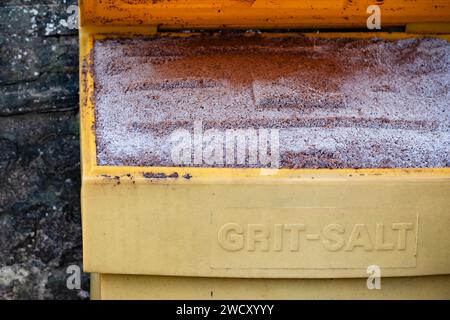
[94,34,450,168]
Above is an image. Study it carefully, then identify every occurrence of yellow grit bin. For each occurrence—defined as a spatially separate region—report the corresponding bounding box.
[80,0,450,300]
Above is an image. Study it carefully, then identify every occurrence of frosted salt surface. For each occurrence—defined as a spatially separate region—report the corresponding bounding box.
[93,34,450,168]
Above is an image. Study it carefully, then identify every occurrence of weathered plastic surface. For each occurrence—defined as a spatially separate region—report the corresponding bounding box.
[80,0,450,29]
[92,274,450,300]
[79,0,450,298]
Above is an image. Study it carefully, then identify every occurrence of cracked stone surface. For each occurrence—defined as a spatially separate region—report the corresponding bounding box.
[0,0,88,299]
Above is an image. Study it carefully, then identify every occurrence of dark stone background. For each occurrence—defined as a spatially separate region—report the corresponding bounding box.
[0,0,88,299]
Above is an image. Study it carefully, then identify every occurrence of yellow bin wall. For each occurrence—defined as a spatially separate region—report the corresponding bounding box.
[80,0,450,299]
[91,274,450,300]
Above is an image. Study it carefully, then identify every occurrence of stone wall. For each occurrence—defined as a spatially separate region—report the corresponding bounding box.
[0,0,88,299]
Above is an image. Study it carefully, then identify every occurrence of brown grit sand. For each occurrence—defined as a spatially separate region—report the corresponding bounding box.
[93,34,450,169]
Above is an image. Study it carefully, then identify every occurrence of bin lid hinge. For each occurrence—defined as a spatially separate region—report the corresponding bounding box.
[406,22,450,34]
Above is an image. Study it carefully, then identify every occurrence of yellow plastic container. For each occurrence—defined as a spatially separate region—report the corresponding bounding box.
[80,0,450,299]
